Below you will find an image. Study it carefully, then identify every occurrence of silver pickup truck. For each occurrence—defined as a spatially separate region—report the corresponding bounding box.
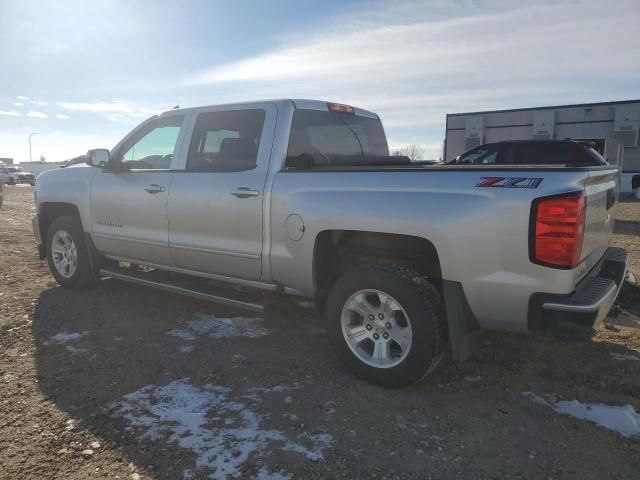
[32,99,628,387]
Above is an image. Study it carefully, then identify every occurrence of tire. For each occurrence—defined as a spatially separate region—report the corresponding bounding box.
[46,215,96,288]
[325,263,445,388]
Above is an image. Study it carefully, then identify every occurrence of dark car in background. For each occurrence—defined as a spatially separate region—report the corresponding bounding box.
[449,140,608,167]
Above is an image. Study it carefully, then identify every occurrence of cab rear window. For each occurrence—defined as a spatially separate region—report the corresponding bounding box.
[287,109,389,160]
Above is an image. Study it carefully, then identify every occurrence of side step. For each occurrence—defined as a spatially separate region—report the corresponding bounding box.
[99,266,266,313]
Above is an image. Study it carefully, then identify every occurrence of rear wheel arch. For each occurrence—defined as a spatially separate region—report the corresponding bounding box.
[312,230,443,311]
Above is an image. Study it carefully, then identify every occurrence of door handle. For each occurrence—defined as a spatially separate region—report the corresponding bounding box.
[144,184,166,194]
[231,187,259,198]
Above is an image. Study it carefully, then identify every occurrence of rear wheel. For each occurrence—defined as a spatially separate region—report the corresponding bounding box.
[325,263,445,388]
[46,215,96,288]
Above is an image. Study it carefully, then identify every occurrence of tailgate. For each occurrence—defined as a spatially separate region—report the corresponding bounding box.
[580,167,618,273]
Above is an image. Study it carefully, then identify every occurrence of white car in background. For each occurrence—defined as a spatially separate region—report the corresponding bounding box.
[1,166,35,186]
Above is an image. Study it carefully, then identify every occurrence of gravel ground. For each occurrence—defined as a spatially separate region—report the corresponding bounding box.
[1,185,639,480]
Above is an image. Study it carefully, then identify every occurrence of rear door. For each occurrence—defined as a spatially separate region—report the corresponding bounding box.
[168,103,276,280]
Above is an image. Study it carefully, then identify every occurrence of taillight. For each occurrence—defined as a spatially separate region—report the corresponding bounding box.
[327,102,355,114]
[530,192,586,268]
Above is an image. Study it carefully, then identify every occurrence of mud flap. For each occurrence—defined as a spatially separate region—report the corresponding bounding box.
[442,280,482,361]
[84,232,103,279]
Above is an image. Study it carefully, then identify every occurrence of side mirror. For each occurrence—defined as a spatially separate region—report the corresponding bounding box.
[86,149,111,168]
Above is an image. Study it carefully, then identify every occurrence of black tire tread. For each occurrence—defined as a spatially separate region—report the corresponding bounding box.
[46,215,96,289]
[325,262,446,388]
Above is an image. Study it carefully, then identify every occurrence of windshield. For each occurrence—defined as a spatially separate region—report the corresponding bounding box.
[287,109,389,159]
[585,147,608,165]
[457,146,498,164]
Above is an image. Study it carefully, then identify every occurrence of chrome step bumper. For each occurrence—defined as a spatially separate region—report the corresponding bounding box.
[542,247,628,327]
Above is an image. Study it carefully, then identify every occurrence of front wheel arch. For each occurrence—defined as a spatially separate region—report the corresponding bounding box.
[45,215,97,289]
[39,202,82,255]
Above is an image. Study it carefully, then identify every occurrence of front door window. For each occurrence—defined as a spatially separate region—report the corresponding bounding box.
[117,115,184,170]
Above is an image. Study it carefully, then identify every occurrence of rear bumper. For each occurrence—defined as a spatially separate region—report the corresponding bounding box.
[529,247,628,332]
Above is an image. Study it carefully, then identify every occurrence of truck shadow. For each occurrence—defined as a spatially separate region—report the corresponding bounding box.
[31,280,640,478]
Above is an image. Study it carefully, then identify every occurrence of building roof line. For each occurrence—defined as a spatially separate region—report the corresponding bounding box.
[447,99,640,117]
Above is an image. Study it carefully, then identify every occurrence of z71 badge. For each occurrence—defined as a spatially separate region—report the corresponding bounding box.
[476,177,543,189]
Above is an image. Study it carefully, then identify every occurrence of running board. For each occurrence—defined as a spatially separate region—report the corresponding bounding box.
[99,268,265,313]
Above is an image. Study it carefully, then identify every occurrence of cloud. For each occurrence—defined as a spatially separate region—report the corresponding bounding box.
[0,110,21,117]
[16,95,29,100]
[57,100,158,119]
[13,102,24,107]
[182,0,640,154]
[27,111,49,119]
[31,100,49,106]
[56,114,70,119]
[187,1,640,88]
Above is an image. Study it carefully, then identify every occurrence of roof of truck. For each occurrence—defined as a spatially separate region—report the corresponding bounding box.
[161,99,380,119]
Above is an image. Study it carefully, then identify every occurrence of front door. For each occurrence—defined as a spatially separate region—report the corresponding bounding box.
[168,104,276,280]
[91,114,186,265]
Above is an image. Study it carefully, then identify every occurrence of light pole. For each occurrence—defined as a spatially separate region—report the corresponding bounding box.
[29,132,38,162]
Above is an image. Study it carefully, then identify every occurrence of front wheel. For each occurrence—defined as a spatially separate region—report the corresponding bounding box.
[46,215,96,288]
[325,263,446,388]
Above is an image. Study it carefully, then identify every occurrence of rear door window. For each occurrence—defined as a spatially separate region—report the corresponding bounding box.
[186,109,266,172]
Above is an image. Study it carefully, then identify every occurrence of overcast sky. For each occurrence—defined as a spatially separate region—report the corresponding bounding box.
[1,0,639,163]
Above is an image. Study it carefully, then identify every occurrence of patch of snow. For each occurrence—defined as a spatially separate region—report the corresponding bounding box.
[524,392,640,437]
[247,384,303,394]
[296,300,315,309]
[255,467,291,480]
[243,384,303,403]
[282,433,333,461]
[168,314,269,341]
[178,345,194,353]
[610,352,640,362]
[65,345,88,354]
[110,379,332,479]
[51,331,84,343]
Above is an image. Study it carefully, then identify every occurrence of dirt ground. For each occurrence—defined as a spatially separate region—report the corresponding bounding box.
[1,185,639,480]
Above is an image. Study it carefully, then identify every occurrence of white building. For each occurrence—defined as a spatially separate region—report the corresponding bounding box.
[18,161,66,177]
[444,99,640,193]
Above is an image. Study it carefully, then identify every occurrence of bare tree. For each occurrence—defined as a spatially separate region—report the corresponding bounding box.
[39,154,46,162]
[392,144,425,161]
